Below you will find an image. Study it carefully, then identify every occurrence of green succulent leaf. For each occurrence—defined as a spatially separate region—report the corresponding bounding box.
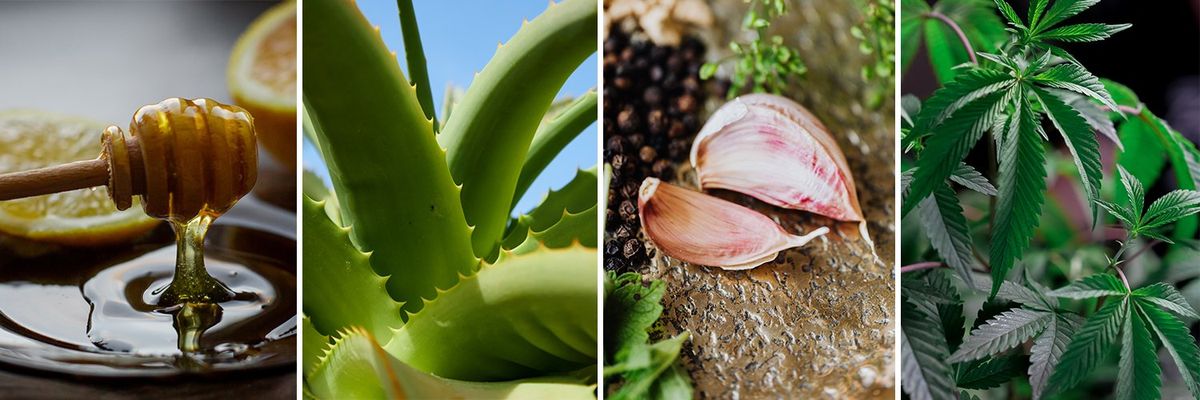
[901,298,957,400]
[1138,299,1200,398]
[1046,296,1127,396]
[302,314,331,377]
[1048,273,1128,299]
[396,0,437,132]
[503,167,598,253]
[1133,283,1200,320]
[384,246,598,381]
[1028,314,1079,399]
[301,197,404,342]
[511,91,598,210]
[304,0,478,314]
[506,205,598,255]
[1118,303,1161,400]
[1031,86,1103,221]
[1036,23,1131,43]
[307,327,593,400]
[916,184,977,288]
[948,307,1053,363]
[989,94,1046,297]
[438,0,596,259]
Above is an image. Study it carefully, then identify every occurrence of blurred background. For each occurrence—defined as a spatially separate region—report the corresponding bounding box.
[301,0,598,216]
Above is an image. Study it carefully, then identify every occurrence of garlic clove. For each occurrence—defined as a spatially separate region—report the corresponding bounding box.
[690,93,863,222]
[638,178,828,270]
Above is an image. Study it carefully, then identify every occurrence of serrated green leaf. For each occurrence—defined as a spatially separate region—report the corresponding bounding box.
[993,0,1025,28]
[949,307,1053,362]
[1117,165,1147,224]
[1139,300,1200,398]
[1049,273,1128,299]
[1046,296,1127,396]
[975,276,1054,309]
[605,272,666,368]
[956,354,1022,390]
[511,91,598,210]
[928,269,968,352]
[301,197,404,342]
[1031,63,1118,110]
[438,0,596,259]
[1037,23,1130,43]
[507,205,597,255]
[1099,199,1138,228]
[917,183,977,288]
[905,85,1014,216]
[1028,0,1049,27]
[302,314,330,377]
[1141,190,1200,230]
[901,299,956,400]
[1035,0,1100,33]
[502,167,598,253]
[1032,86,1103,222]
[1029,314,1079,399]
[951,162,998,196]
[1118,302,1162,400]
[1133,283,1200,320]
[989,93,1046,297]
[304,0,478,314]
[384,246,597,381]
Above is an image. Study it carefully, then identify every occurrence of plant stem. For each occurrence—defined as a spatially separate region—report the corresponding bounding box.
[925,12,977,64]
[1106,235,1134,292]
[900,261,944,273]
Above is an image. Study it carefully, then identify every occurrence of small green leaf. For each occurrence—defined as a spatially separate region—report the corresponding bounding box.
[951,162,998,196]
[699,63,718,79]
[1139,300,1200,398]
[1141,190,1200,229]
[901,299,956,400]
[989,93,1046,297]
[948,308,1053,363]
[1117,302,1162,400]
[1036,23,1131,43]
[1117,165,1147,224]
[605,272,666,367]
[1133,283,1200,320]
[916,183,977,288]
[1028,314,1079,399]
[1049,273,1128,299]
[1046,297,1127,396]
[1098,199,1138,229]
[608,333,691,400]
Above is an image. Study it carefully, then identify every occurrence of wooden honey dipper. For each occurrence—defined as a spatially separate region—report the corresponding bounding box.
[0,98,258,222]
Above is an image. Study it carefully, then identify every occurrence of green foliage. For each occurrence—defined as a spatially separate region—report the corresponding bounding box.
[902,1,1200,398]
[700,0,806,98]
[301,0,601,397]
[900,0,1007,83]
[852,0,896,107]
[604,272,692,400]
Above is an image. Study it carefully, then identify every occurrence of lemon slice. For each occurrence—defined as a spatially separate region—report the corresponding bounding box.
[228,0,297,169]
[0,111,159,246]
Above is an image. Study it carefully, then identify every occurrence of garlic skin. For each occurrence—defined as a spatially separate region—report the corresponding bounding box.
[690,93,863,222]
[638,178,828,270]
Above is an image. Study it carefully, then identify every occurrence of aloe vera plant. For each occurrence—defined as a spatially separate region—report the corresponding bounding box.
[302,0,598,397]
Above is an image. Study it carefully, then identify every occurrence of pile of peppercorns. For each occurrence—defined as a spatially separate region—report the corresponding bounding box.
[603,28,708,272]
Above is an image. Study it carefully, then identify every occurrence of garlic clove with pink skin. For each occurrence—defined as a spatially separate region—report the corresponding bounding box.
[690,93,863,222]
[638,177,829,270]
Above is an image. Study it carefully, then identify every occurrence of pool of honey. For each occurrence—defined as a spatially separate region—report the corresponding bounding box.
[0,199,295,378]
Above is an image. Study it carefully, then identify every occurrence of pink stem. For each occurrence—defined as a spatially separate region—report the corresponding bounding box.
[1114,266,1131,292]
[926,12,977,65]
[900,262,944,273]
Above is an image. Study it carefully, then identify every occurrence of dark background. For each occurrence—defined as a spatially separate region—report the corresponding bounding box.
[903,0,1200,142]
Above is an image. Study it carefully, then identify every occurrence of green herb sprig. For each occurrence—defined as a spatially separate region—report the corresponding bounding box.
[700,0,806,99]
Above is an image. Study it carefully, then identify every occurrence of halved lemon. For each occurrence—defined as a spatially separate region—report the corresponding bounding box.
[0,111,159,246]
[228,0,297,169]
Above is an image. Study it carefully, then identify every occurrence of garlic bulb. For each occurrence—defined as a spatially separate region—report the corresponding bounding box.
[690,93,863,222]
[638,178,828,270]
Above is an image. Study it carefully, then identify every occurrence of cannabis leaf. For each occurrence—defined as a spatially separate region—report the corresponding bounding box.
[1028,314,1079,398]
[955,355,1022,389]
[994,0,1131,60]
[1101,166,1200,243]
[1117,302,1161,400]
[916,183,977,288]
[989,94,1047,297]
[902,297,956,400]
[1047,273,1128,299]
[1044,296,1127,395]
[948,308,1053,363]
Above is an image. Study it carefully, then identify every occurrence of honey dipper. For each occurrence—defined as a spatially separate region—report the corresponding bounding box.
[0,98,258,222]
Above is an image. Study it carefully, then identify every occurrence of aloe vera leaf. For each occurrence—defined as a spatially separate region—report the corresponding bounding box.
[502,167,598,255]
[384,246,598,381]
[302,314,330,377]
[396,0,437,132]
[305,0,478,314]
[438,0,598,259]
[302,197,404,342]
[507,205,599,255]
[308,327,594,399]
[511,90,598,210]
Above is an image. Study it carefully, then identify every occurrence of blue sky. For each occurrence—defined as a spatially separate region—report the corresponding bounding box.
[303,0,598,216]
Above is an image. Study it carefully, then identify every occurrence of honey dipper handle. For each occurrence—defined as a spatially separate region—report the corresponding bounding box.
[0,158,110,201]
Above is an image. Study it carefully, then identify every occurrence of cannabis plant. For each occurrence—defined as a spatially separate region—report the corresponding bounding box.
[900,0,1200,398]
[301,0,598,398]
